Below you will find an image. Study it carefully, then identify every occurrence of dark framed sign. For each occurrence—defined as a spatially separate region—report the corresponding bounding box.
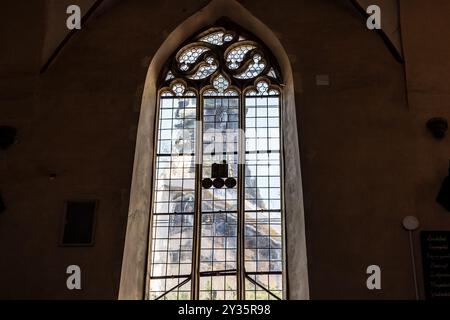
[420,231,450,300]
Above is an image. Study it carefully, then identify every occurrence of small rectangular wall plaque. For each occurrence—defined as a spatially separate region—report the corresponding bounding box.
[315,74,330,86]
[421,231,450,300]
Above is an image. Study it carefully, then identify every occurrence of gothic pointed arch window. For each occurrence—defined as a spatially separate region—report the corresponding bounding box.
[148,24,284,300]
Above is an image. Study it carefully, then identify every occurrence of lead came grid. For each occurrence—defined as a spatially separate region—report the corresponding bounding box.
[200,97,239,300]
[149,96,197,300]
[200,276,237,300]
[150,25,285,301]
[244,95,283,299]
[245,275,283,300]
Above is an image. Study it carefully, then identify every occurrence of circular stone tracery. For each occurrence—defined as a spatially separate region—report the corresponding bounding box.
[162,27,281,89]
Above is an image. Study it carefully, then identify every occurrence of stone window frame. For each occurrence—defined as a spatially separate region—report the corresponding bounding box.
[119,0,309,300]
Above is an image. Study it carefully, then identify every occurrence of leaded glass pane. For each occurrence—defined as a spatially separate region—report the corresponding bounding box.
[178,46,210,65]
[165,71,175,81]
[244,92,282,298]
[200,96,239,292]
[226,44,257,70]
[188,62,218,80]
[235,55,266,79]
[199,31,226,46]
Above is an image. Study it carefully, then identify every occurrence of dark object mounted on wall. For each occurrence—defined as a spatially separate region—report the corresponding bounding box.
[213,177,225,189]
[0,126,17,150]
[212,161,228,179]
[224,176,237,188]
[0,193,5,214]
[61,200,97,246]
[202,160,237,189]
[437,162,450,212]
[201,178,213,189]
[427,117,448,140]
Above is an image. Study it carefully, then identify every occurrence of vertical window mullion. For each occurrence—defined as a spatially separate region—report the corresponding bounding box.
[279,94,288,300]
[191,94,202,299]
[237,92,246,300]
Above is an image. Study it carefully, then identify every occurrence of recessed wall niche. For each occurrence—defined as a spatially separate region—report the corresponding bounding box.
[61,200,97,246]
